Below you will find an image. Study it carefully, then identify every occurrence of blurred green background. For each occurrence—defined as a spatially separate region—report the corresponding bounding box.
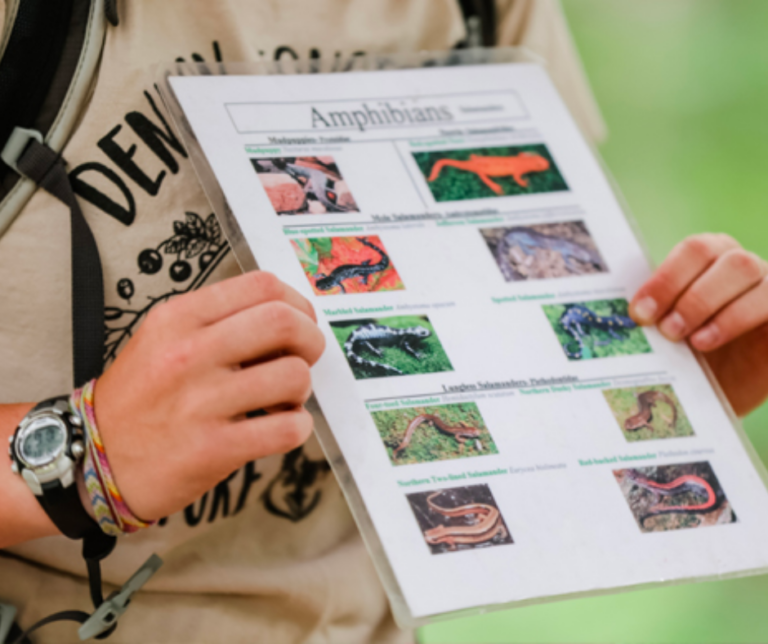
[420,1,768,642]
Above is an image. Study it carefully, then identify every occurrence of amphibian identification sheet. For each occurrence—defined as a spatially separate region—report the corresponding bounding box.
[169,63,768,622]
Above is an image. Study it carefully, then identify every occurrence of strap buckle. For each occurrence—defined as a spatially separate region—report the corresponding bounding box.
[1,127,44,176]
[78,554,163,641]
[0,601,18,644]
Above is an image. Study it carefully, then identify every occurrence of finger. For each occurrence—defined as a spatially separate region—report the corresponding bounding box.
[218,355,313,418]
[630,234,739,325]
[170,271,317,329]
[223,406,314,464]
[657,248,768,341]
[690,277,768,352]
[203,300,326,367]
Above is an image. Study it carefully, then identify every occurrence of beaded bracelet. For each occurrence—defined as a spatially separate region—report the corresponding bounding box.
[70,380,155,536]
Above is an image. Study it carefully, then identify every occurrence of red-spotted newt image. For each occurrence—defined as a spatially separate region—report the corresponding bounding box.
[613,462,736,533]
[413,144,568,202]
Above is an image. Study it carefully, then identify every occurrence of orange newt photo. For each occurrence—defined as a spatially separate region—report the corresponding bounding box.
[413,144,568,202]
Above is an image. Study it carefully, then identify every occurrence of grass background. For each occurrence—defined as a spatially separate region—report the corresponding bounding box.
[412,144,567,202]
[603,384,694,442]
[542,299,652,360]
[329,315,453,379]
[371,403,497,465]
[420,2,768,642]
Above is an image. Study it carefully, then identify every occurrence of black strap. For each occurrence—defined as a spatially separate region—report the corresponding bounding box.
[457,0,497,47]
[16,140,105,385]
[37,480,103,540]
[0,0,75,196]
[9,533,117,643]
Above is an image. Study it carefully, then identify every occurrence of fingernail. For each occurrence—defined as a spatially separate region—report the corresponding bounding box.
[691,324,720,350]
[659,311,686,341]
[632,296,658,324]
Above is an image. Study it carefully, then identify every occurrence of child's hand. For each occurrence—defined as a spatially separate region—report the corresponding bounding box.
[94,271,325,522]
[630,233,768,416]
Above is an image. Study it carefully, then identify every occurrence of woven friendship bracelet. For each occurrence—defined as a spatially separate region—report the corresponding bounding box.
[71,380,156,536]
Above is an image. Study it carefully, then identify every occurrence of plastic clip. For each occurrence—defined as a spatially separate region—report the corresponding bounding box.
[0,127,44,176]
[78,554,163,641]
[0,601,18,644]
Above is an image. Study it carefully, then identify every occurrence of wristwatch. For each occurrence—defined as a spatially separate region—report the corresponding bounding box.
[8,396,99,539]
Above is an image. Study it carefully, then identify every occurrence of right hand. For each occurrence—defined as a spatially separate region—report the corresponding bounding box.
[93,271,325,522]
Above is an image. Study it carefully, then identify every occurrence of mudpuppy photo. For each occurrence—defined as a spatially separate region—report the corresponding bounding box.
[251,155,359,214]
[290,235,404,296]
[614,462,736,533]
[543,298,652,361]
[330,315,453,380]
[406,484,513,555]
[372,402,497,466]
[603,384,694,442]
[481,221,607,281]
[412,144,568,202]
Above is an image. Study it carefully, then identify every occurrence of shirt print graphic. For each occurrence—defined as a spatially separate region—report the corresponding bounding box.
[68,40,347,529]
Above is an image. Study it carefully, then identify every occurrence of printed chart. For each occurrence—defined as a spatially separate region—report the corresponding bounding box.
[169,62,768,625]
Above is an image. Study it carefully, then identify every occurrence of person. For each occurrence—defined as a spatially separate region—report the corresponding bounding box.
[6,2,766,643]
[0,1,607,642]
[630,233,768,416]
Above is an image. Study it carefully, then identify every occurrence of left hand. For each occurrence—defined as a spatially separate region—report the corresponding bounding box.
[629,233,768,416]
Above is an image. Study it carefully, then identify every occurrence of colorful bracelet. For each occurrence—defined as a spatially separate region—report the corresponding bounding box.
[70,379,156,536]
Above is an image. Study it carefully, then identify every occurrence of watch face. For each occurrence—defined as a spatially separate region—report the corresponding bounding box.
[18,417,67,467]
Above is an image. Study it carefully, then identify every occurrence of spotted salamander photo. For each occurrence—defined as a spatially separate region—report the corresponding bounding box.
[542,298,652,361]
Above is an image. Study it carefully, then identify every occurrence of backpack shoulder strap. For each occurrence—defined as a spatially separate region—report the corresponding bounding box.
[0,0,110,238]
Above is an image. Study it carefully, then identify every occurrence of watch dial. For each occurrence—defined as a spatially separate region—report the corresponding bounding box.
[21,422,66,464]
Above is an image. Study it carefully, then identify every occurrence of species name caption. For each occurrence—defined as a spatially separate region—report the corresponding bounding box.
[397,463,567,488]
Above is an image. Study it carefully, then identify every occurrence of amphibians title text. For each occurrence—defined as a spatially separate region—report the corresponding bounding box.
[311,101,454,132]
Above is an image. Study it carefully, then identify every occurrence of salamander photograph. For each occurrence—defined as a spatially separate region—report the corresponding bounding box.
[481,220,607,282]
[412,144,568,202]
[603,384,694,442]
[329,315,453,380]
[407,484,513,555]
[614,462,736,533]
[290,235,404,296]
[372,402,497,466]
[543,298,652,361]
[251,155,359,214]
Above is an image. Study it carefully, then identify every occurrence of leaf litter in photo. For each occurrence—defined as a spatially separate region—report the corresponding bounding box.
[481,221,607,282]
[290,235,404,296]
[614,461,736,533]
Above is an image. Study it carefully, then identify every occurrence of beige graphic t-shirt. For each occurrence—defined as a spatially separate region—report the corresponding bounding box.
[0,1,603,642]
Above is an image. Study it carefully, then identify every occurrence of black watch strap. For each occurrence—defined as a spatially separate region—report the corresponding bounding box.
[27,395,102,540]
[36,479,101,540]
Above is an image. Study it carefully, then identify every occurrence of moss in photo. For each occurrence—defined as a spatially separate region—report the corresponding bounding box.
[330,315,453,380]
[372,402,497,466]
[603,384,694,442]
[412,144,568,203]
[542,298,652,361]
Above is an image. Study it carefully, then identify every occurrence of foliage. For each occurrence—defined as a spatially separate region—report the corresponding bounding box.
[542,298,652,360]
[330,315,453,379]
[413,144,568,202]
[371,403,497,465]
[603,384,694,442]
